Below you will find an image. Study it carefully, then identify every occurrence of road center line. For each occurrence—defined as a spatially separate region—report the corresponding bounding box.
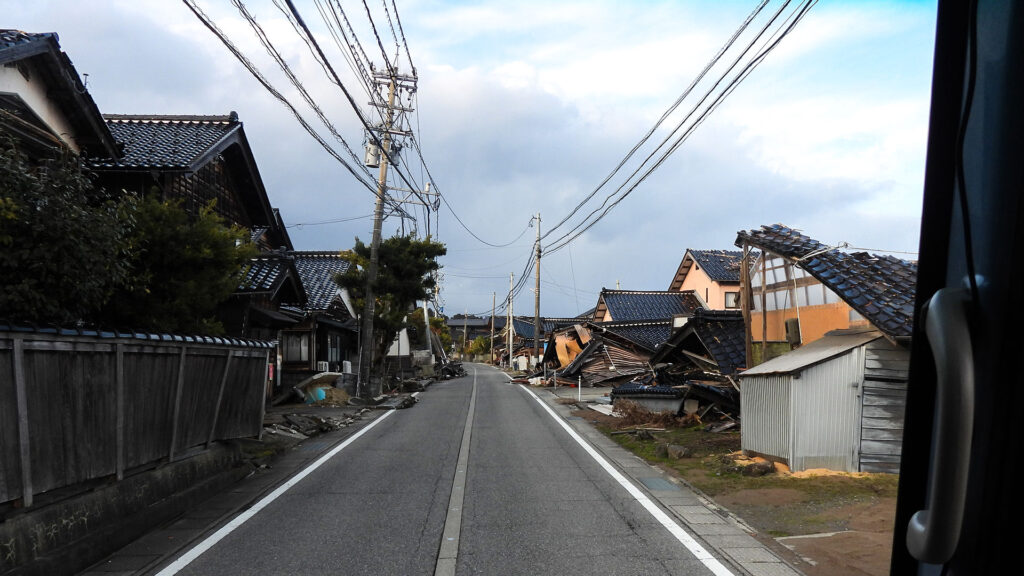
[434,368,478,576]
[519,385,736,576]
[155,407,397,575]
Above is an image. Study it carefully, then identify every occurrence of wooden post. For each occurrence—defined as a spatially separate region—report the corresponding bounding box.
[207,349,234,448]
[740,245,753,369]
[761,252,768,360]
[168,346,188,461]
[12,338,33,507]
[115,343,125,480]
[258,349,270,441]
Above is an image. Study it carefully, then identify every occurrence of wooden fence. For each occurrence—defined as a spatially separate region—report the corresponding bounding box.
[0,328,272,507]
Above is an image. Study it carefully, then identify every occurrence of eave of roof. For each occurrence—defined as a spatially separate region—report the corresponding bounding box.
[0,30,119,158]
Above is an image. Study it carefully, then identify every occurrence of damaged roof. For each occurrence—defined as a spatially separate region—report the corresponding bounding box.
[91,114,240,170]
[652,309,747,376]
[735,223,917,339]
[668,249,746,290]
[594,289,706,322]
[289,251,351,312]
[590,320,672,353]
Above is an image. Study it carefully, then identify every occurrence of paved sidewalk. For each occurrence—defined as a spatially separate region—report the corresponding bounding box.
[537,386,804,576]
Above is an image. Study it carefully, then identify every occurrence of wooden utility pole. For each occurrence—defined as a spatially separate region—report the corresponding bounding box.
[533,212,541,371]
[507,273,513,368]
[358,75,396,398]
[490,292,495,364]
[462,307,468,357]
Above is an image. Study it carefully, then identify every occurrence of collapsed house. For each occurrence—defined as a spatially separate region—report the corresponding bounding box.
[543,320,671,387]
[618,308,750,418]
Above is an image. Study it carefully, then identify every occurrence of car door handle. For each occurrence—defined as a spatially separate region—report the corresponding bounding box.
[906,287,975,564]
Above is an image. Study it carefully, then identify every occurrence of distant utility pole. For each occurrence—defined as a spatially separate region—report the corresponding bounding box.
[533,212,541,371]
[507,273,513,368]
[462,307,468,356]
[490,291,496,364]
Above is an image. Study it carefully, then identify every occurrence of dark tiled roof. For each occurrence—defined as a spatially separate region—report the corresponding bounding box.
[512,317,540,338]
[543,317,581,332]
[592,320,672,352]
[735,224,917,338]
[689,249,745,282]
[598,289,705,322]
[239,256,292,293]
[689,309,747,376]
[0,30,54,54]
[89,114,240,169]
[290,251,351,311]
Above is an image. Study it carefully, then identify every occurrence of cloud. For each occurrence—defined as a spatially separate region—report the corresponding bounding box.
[4,0,936,317]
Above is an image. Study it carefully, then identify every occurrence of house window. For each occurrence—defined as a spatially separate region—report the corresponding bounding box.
[281,333,309,362]
[328,334,342,363]
[725,292,740,309]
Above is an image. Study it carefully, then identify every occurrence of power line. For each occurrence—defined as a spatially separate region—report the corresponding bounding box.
[361,0,394,72]
[545,0,796,252]
[183,0,385,199]
[286,213,374,228]
[235,0,375,182]
[390,0,416,74]
[544,0,816,256]
[281,0,431,209]
[541,0,771,242]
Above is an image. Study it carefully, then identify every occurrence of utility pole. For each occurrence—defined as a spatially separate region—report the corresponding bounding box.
[533,212,541,371]
[507,273,513,368]
[490,292,495,365]
[462,307,468,358]
[357,75,395,399]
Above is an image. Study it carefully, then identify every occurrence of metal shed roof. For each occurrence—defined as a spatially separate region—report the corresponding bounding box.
[740,329,883,376]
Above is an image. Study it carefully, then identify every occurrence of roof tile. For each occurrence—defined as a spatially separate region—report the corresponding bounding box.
[88,114,239,169]
[735,224,917,338]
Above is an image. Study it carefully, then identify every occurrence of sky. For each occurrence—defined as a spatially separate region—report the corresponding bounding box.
[4,0,938,318]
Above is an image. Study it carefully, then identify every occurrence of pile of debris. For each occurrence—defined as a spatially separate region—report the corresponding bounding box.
[263,408,371,440]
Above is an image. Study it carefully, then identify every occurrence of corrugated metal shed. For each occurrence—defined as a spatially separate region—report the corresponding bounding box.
[741,328,881,376]
[740,329,909,473]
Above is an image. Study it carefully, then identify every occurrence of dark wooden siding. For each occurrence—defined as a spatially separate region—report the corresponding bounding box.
[0,332,270,507]
[859,339,910,473]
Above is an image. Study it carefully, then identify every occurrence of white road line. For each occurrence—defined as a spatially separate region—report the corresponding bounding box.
[155,409,397,575]
[519,385,736,576]
[434,368,477,576]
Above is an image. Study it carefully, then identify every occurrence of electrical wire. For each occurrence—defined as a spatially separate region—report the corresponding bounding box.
[286,213,374,228]
[282,0,431,210]
[544,0,816,256]
[541,0,771,242]
[390,0,416,74]
[182,0,385,200]
[544,0,798,252]
[236,0,376,182]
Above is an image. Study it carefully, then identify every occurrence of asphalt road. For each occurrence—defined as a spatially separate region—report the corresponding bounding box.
[155,364,725,575]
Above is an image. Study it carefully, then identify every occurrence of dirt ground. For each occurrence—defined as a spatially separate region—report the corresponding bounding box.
[573,407,897,576]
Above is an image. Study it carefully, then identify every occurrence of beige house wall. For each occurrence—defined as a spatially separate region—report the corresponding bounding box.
[0,65,80,153]
[678,267,738,310]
